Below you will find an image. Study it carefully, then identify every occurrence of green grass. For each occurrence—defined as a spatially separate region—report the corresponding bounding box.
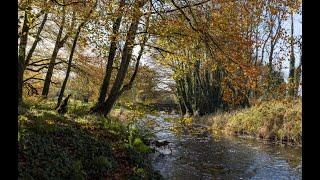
[203,99,302,145]
[18,97,162,179]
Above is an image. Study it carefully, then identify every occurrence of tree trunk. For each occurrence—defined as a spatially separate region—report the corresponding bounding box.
[118,16,150,96]
[178,98,187,115]
[193,61,201,112]
[102,19,141,115]
[254,26,259,66]
[179,79,193,115]
[267,43,274,95]
[57,94,72,115]
[56,24,82,109]
[42,8,66,98]
[18,10,30,104]
[176,86,187,115]
[288,11,295,97]
[96,0,125,105]
[294,55,302,97]
[92,1,146,115]
[56,1,97,108]
[18,61,24,105]
[25,13,48,66]
[185,73,194,110]
[212,68,223,113]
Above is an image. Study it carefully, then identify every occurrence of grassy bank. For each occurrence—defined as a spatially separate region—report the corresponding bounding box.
[199,99,302,146]
[18,97,162,179]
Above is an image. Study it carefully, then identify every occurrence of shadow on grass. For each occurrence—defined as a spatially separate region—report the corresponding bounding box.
[18,109,117,179]
[18,103,162,179]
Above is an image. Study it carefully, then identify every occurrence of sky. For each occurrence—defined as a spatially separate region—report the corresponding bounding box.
[281,13,302,81]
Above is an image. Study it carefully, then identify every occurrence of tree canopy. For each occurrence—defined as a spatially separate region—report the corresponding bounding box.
[18,0,302,116]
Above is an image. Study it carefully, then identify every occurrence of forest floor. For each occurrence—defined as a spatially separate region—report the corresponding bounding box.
[196,99,302,146]
[18,98,162,179]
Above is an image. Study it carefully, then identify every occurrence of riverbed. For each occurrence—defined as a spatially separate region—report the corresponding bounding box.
[141,113,302,180]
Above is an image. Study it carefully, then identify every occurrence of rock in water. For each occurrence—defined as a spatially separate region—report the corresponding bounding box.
[119,106,124,115]
[152,140,170,148]
[194,110,199,117]
[57,94,72,115]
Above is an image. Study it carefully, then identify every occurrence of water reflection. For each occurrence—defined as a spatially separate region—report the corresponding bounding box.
[144,114,302,180]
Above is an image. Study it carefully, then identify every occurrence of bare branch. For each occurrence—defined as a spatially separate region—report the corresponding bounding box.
[23,77,59,85]
[23,73,42,82]
[27,58,50,66]
[26,61,64,72]
[51,0,85,6]
[145,44,174,54]
[145,0,210,16]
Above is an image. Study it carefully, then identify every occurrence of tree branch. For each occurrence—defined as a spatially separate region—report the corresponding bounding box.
[145,44,174,54]
[27,58,50,66]
[145,0,210,16]
[26,61,64,72]
[170,0,249,68]
[23,73,42,82]
[23,77,58,85]
[51,0,85,6]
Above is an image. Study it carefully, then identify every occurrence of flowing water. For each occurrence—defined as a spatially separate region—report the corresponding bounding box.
[141,113,302,180]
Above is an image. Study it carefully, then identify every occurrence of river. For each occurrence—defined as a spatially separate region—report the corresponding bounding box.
[139,113,302,180]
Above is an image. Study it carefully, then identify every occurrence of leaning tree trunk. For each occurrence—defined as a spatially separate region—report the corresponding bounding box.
[92,1,146,115]
[102,20,141,115]
[57,94,72,115]
[117,14,150,97]
[95,0,126,106]
[42,8,69,98]
[56,1,97,108]
[25,13,48,66]
[56,25,81,109]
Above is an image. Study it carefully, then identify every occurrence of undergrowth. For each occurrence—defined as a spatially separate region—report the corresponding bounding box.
[18,97,162,179]
[201,99,302,146]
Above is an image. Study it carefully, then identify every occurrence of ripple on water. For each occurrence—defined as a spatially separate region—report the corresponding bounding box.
[144,114,302,180]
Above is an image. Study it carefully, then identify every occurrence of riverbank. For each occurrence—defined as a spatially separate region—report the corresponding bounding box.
[18,98,162,179]
[147,111,301,179]
[196,99,302,146]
